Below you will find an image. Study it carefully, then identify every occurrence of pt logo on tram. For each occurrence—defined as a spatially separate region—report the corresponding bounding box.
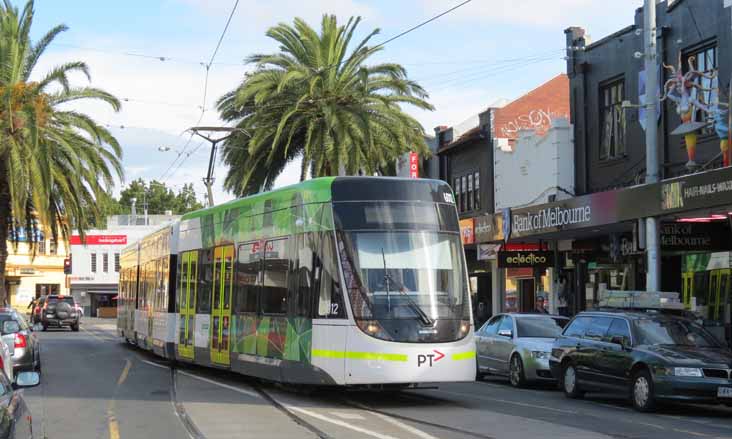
[417,350,445,367]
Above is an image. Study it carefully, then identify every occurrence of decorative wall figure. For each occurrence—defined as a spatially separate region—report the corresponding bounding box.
[661,54,722,169]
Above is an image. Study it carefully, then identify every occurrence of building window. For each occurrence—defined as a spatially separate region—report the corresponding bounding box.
[49,240,57,255]
[467,174,473,211]
[114,253,120,273]
[91,253,97,273]
[474,171,480,210]
[103,253,109,273]
[684,44,718,135]
[37,239,46,255]
[600,79,626,160]
[461,175,467,212]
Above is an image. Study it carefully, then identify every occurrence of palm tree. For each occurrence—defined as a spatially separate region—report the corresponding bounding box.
[0,0,123,303]
[217,15,434,196]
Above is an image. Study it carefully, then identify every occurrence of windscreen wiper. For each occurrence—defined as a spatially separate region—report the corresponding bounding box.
[381,248,433,327]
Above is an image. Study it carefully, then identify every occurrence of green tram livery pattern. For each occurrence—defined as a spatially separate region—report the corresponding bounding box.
[176,177,343,367]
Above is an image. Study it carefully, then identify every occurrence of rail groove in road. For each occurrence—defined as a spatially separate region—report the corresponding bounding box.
[340,398,495,439]
[170,367,207,439]
[252,385,332,439]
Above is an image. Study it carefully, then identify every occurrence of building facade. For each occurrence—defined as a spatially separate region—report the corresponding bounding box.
[434,75,571,323]
[69,215,178,317]
[4,229,69,309]
[466,0,732,346]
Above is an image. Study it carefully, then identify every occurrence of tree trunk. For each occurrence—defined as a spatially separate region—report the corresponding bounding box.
[0,159,9,306]
[300,158,308,182]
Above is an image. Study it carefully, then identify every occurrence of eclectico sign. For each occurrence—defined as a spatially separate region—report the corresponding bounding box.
[498,251,555,268]
[409,152,419,178]
[69,235,128,245]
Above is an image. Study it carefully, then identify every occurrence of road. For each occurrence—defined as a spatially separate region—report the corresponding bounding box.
[20,319,732,439]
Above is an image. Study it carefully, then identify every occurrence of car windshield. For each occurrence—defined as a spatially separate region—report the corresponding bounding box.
[516,317,567,338]
[48,297,75,306]
[634,318,721,348]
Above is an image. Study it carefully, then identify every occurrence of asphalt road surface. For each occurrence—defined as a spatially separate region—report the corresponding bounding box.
[20,319,732,439]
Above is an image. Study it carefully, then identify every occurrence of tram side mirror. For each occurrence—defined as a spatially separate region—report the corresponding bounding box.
[2,321,19,335]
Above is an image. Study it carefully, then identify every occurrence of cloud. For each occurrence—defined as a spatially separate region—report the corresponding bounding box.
[418,0,643,28]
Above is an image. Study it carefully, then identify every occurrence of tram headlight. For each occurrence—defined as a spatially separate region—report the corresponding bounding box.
[357,320,392,340]
[458,320,471,338]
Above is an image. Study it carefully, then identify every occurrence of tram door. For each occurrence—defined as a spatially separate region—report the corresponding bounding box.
[178,251,198,360]
[682,272,694,310]
[211,245,234,366]
[709,270,730,321]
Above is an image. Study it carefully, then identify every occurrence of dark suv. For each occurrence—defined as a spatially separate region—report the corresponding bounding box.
[40,295,80,332]
[549,310,732,412]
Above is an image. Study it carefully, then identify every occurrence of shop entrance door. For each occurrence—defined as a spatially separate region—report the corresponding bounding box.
[519,279,535,312]
[210,245,234,366]
[178,251,198,360]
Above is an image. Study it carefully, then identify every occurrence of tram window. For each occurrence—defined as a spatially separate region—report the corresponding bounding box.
[236,243,260,313]
[289,233,313,317]
[316,232,346,318]
[177,255,187,313]
[197,249,213,313]
[261,238,289,315]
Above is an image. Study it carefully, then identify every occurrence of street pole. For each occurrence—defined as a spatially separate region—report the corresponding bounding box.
[203,139,218,208]
[644,0,660,292]
[188,126,245,208]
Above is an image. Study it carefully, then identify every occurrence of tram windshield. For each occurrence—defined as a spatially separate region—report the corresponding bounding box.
[338,230,471,342]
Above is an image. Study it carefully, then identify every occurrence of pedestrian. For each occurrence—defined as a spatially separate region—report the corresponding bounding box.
[534,295,549,314]
[476,302,487,327]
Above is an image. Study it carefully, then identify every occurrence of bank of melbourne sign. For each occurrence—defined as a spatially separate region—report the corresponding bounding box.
[513,206,592,234]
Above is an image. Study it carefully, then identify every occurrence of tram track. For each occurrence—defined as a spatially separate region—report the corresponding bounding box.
[169,366,207,439]
[338,397,496,439]
[252,384,333,439]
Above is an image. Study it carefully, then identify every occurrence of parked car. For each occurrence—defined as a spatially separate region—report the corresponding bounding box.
[40,295,80,332]
[476,313,569,387]
[550,310,732,412]
[0,310,41,374]
[0,370,40,438]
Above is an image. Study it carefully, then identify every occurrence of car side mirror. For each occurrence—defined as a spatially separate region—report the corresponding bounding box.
[498,329,513,338]
[2,321,20,335]
[14,371,40,389]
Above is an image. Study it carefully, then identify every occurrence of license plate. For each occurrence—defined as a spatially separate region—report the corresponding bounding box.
[46,314,54,318]
[717,387,732,398]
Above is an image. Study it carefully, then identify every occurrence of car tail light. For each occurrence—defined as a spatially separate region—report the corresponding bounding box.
[14,333,27,349]
[0,356,4,371]
[34,306,40,314]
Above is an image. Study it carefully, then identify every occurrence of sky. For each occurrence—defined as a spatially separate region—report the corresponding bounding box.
[30,0,645,210]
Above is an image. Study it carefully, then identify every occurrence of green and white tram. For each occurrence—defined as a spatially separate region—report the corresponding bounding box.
[118,177,476,385]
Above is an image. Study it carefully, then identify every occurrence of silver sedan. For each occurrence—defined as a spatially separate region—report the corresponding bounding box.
[476,313,568,387]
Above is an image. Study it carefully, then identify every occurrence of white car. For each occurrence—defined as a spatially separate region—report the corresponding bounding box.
[0,322,14,381]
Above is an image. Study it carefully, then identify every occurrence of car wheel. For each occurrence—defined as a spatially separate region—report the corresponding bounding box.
[71,323,79,332]
[509,354,526,388]
[475,358,484,381]
[561,362,584,399]
[631,369,656,412]
[42,324,48,332]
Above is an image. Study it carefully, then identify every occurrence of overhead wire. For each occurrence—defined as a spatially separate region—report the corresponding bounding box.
[160,0,241,183]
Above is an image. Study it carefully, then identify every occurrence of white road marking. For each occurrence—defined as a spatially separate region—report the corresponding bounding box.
[369,411,440,439]
[141,359,169,370]
[177,370,262,399]
[345,400,439,439]
[436,389,578,415]
[330,411,366,420]
[286,405,401,439]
